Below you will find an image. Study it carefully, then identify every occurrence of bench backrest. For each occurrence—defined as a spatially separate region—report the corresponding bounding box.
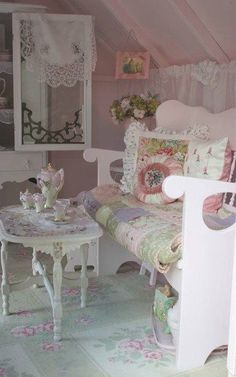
[155,100,236,151]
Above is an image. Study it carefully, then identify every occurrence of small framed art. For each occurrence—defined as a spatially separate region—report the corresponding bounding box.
[115,51,150,79]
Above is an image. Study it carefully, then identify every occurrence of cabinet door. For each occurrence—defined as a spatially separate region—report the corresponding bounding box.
[13,13,95,151]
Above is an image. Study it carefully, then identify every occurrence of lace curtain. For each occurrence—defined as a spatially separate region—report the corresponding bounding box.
[20,14,97,88]
[116,60,236,113]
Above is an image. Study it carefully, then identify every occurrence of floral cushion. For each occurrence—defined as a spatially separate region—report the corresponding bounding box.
[184,137,232,212]
[80,184,234,273]
[82,184,183,273]
[133,136,187,203]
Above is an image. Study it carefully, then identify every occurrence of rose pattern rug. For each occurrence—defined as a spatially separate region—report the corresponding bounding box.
[0,245,228,377]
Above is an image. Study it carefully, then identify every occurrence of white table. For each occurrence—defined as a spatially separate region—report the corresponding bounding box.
[0,205,103,341]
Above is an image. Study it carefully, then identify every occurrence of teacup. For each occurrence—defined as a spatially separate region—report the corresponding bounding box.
[53,199,70,221]
[20,189,34,209]
[33,193,46,213]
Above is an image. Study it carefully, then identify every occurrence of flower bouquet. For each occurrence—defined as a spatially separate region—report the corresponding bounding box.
[109,92,159,125]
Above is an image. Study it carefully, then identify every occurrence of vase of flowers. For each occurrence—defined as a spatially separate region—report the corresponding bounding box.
[109,92,159,129]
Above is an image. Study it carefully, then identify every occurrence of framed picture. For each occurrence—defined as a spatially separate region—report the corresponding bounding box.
[115,51,150,79]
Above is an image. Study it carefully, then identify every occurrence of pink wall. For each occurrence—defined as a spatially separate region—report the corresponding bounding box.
[50,40,126,198]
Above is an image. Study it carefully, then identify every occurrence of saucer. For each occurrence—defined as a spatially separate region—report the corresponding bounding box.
[46,215,71,225]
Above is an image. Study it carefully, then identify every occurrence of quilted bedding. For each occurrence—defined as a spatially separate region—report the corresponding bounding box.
[81,184,183,273]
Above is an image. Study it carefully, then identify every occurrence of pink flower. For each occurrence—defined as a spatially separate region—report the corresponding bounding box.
[121,98,130,111]
[88,285,98,293]
[63,288,80,296]
[36,322,53,333]
[41,342,62,352]
[119,339,144,351]
[0,368,6,377]
[146,334,156,345]
[133,109,145,119]
[143,349,162,359]
[11,325,36,337]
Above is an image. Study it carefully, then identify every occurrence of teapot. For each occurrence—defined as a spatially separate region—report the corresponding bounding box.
[37,163,64,208]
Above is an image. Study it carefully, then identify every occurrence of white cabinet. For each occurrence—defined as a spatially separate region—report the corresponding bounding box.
[13,13,95,151]
[0,3,46,206]
[0,151,46,188]
[0,3,96,205]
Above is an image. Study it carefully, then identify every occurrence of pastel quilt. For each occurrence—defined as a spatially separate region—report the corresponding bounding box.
[81,184,183,273]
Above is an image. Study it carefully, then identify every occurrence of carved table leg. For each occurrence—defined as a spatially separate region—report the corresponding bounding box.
[1,240,10,315]
[32,248,39,288]
[52,242,63,342]
[80,243,89,308]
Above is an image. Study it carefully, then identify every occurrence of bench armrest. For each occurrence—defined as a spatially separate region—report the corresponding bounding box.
[83,148,124,186]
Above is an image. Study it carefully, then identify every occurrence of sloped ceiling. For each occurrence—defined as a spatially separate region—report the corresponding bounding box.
[55,0,236,67]
[2,0,236,67]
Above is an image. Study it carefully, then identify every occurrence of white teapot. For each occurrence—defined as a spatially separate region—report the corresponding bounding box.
[37,163,64,208]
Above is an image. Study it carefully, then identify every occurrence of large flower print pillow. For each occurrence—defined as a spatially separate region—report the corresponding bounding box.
[133,136,189,204]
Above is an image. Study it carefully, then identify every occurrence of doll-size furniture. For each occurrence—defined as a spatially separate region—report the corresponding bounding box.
[82,100,236,371]
[0,205,103,341]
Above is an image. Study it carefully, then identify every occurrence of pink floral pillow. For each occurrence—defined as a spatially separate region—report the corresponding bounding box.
[134,157,183,203]
[133,137,188,204]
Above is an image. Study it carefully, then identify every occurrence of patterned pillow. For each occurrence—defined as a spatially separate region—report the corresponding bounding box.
[223,151,236,213]
[120,121,147,193]
[155,124,210,141]
[133,136,188,204]
[184,137,232,212]
[120,122,209,194]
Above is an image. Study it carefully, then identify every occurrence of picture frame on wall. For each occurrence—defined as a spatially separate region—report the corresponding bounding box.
[115,51,150,79]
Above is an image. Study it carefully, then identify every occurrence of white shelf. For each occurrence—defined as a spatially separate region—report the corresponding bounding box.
[0,146,14,151]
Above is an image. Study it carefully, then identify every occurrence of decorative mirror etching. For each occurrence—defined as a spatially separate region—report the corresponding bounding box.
[22,103,83,144]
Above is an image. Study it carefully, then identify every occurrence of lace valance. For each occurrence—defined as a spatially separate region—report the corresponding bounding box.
[19,13,97,87]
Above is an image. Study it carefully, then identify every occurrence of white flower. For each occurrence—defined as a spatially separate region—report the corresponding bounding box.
[121,98,130,110]
[140,93,148,100]
[133,109,145,119]
[111,116,119,125]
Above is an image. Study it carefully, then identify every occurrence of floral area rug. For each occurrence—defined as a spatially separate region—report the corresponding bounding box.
[0,244,227,377]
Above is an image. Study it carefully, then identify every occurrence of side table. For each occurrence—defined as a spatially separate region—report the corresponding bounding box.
[0,205,103,341]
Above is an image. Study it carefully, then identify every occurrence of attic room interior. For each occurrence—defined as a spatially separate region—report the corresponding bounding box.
[0,0,236,376]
